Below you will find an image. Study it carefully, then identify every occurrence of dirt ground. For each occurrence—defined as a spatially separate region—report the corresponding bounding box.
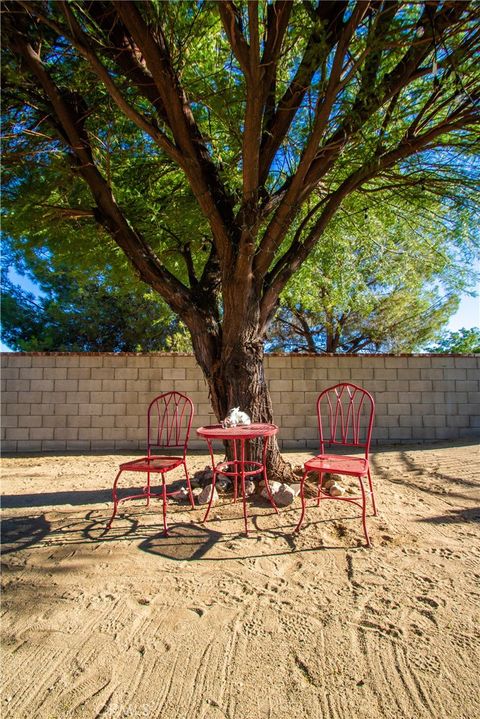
[1,441,479,719]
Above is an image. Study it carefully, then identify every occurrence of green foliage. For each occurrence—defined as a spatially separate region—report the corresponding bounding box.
[1,256,191,352]
[268,190,476,352]
[426,327,480,354]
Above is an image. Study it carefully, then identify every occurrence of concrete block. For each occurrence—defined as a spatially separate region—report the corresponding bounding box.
[162,368,186,380]
[379,392,400,403]
[2,393,19,405]
[40,391,66,404]
[53,356,80,367]
[52,379,80,392]
[421,391,445,403]
[101,380,126,393]
[456,381,479,392]
[446,415,470,428]
[445,391,467,403]
[15,441,42,451]
[102,403,127,416]
[399,415,422,427]
[91,415,113,428]
[455,357,479,368]
[458,403,480,415]
[409,380,432,392]
[269,380,293,392]
[76,380,101,392]
[6,380,31,392]
[2,415,19,427]
[92,391,114,404]
[67,415,92,428]
[114,368,139,380]
[65,440,92,450]
[66,391,90,404]
[19,368,43,380]
[399,391,422,403]
[388,427,412,440]
[398,368,421,381]
[53,427,78,440]
[422,415,446,428]
[18,391,42,403]
[294,427,318,440]
[115,415,140,428]
[281,415,307,428]
[433,380,456,391]
[102,428,128,440]
[264,368,282,380]
[54,404,79,416]
[329,368,351,379]
[78,428,101,440]
[3,356,32,368]
[443,369,467,381]
[126,380,151,393]
[43,416,69,429]
[173,355,197,369]
[1,367,20,379]
[65,367,91,380]
[458,427,480,439]
[103,356,127,368]
[304,368,328,380]
[266,356,291,368]
[77,403,103,416]
[372,369,397,381]
[30,428,55,440]
[350,367,375,385]
[280,369,305,379]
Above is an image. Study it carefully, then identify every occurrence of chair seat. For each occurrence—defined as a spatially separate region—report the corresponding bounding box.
[305,454,369,477]
[119,455,184,472]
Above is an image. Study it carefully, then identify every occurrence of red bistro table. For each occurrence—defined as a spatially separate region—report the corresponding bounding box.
[196,423,279,535]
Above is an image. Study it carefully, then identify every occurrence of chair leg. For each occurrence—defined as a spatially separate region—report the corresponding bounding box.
[162,478,168,536]
[106,468,123,530]
[146,470,151,508]
[316,471,324,506]
[240,439,249,536]
[358,476,370,547]
[184,462,195,510]
[367,468,377,516]
[202,468,218,524]
[293,470,308,533]
[261,437,278,515]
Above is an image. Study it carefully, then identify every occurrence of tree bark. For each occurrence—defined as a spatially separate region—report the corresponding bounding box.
[188,317,293,481]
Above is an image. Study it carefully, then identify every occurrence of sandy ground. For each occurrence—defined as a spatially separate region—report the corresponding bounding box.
[1,442,479,719]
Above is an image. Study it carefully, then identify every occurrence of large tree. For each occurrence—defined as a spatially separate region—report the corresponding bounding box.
[2,1,479,474]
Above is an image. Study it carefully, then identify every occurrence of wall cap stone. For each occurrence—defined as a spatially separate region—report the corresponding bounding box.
[2,351,479,358]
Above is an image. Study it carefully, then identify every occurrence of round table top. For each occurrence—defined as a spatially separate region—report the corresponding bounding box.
[196,423,278,440]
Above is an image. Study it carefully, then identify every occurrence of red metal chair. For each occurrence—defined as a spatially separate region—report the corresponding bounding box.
[106,391,194,535]
[294,383,377,546]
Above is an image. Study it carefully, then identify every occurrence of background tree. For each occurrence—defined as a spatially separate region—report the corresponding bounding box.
[1,240,191,352]
[426,327,480,353]
[268,191,477,352]
[2,1,479,475]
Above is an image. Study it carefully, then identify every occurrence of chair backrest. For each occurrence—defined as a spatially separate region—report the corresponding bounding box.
[317,383,375,457]
[147,392,194,455]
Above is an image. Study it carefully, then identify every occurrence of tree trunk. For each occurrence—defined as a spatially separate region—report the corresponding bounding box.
[188,319,293,482]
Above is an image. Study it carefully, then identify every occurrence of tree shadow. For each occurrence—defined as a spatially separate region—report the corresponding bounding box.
[1,514,51,554]
[416,507,480,524]
[1,489,112,509]
[370,447,478,500]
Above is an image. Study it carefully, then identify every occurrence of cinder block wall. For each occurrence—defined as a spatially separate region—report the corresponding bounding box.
[1,352,479,453]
